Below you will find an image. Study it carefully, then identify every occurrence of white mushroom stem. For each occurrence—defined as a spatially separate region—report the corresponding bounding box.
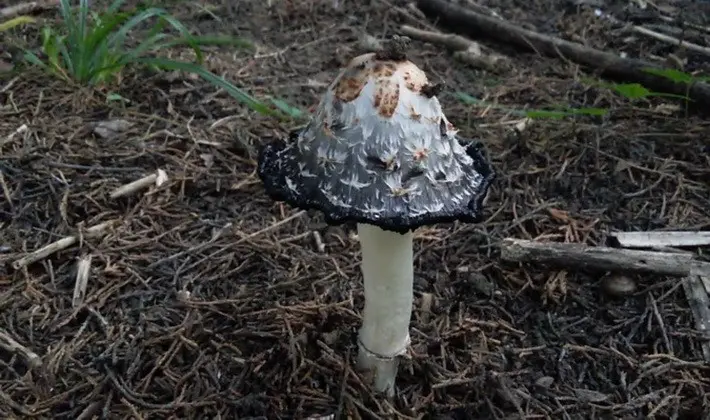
[356,222,414,397]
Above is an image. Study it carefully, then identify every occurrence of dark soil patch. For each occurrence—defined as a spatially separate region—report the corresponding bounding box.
[1,0,710,418]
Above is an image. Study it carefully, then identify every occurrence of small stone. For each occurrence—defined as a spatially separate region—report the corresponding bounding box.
[93,119,133,139]
[600,274,637,297]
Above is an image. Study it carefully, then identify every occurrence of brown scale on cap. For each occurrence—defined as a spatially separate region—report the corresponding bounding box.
[332,35,431,118]
[333,56,398,104]
[373,78,400,118]
[334,74,367,102]
[333,55,371,102]
[371,61,397,78]
[400,62,428,93]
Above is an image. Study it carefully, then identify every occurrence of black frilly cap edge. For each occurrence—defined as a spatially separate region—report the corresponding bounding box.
[256,130,496,234]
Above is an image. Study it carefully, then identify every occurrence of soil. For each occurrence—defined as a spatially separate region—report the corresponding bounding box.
[1,0,710,419]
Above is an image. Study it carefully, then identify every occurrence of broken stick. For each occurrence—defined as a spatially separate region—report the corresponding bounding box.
[12,220,116,270]
[500,238,706,277]
[415,0,710,106]
[609,231,710,249]
[0,329,41,368]
[109,169,168,199]
[682,269,710,362]
[400,24,509,72]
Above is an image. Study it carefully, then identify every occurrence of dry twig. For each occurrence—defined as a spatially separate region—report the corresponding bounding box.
[12,220,116,270]
[0,329,41,368]
[109,169,168,199]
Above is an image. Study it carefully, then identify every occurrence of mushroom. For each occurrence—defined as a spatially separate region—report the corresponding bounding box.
[257,36,495,397]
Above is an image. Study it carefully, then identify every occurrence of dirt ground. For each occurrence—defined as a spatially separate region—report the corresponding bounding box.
[2,0,710,418]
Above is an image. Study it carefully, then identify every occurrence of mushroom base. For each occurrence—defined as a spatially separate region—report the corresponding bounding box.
[356,223,414,397]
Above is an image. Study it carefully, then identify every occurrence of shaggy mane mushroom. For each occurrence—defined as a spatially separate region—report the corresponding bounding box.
[257,36,495,397]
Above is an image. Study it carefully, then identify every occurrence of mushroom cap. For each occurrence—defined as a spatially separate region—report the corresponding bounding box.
[257,52,495,234]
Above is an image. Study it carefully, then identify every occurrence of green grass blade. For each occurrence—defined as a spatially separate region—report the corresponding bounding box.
[137,57,281,117]
[23,51,50,70]
[106,0,127,14]
[0,16,36,32]
[110,7,205,63]
[57,0,85,77]
[58,0,76,31]
[642,67,694,84]
[268,97,304,119]
[453,91,527,115]
[58,0,78,47]
[156,35,254,51]
[84,12,129,52]
[72,0,91,79]
[107,8,171,52]
[86,14,131,72]
[24,49,70,81]
[149,14,204,63]
[524,108,607,119]
[108,33,171,68]
[40,28,65,75]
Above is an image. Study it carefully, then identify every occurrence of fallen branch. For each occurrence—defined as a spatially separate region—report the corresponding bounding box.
[682,269,710,362]
[399,24,510,72]
[500,238,707,277]
[609,231,710,249]
[0,0,58,19]
[109,169,168,199]
[0,329,41,368]
[416,0,710,106]
[12,220,116,270]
